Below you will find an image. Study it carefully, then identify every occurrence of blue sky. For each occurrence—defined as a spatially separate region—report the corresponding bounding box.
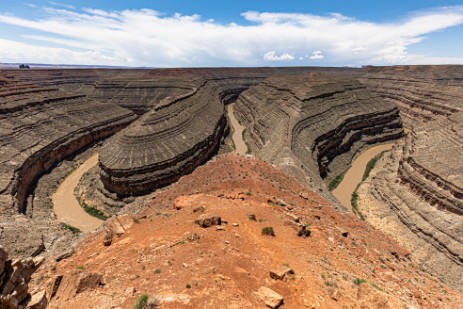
[0,1,463,67]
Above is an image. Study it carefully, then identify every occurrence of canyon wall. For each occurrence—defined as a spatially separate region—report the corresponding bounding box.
[234,75,403,204]
[0,71,137,257]
[356,66,463,291]
[98,76,264,197]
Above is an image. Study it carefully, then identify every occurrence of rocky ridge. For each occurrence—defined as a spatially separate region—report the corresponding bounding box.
[29,155,463,308]
[0,246,46,309]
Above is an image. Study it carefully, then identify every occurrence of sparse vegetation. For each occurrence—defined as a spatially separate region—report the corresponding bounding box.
[154,268,161,274]
[350,150,390,221]
[133,294,149,309]
[241,129,252,154]
[83,204,109,221]
[350,190,365,220]
[247,213,257,221]
[370,282,383,291]
[186,283,191,289]
[75,193,109,221]
[325,280,335,287]
[35,275,44,284]
[362,150,388,182]
[262,226,275,237]
[61,223,82,234]
[328,168,349,191]
[63,166,77,178]
[243,190,252,196]
[76,265,85,270]
[353,278,367,286]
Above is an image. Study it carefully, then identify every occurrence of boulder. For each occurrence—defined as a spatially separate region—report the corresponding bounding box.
[256,286,284,308]
[195,214,221,228]
[269,266,294,280]
[26,291,48,309]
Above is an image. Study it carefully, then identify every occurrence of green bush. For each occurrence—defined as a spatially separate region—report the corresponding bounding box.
[133,294,149,309]
[83,205,108,221]
[61,223,81,234]
[353,278,367,286]
[328,168,349,191]
[362,150,388,181]
[262,226,275,237]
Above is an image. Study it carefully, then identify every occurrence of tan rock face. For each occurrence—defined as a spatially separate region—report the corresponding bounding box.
[256,286,284,308]
[26,291,47,309]
[0,246,42,309]
[269,266,294,280]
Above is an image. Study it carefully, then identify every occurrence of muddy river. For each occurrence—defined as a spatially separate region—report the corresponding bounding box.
[332,143,394,210]
[52,153,102,232]
[227,103,248,155]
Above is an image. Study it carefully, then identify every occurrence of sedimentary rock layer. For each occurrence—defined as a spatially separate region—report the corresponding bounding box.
[359,123,463,290]
[0,76,136,213]
[234,76,403,201]
[360,66,463,126]
[0,71,136,257]
[92,79,196,115]
[98,76,262,196]
[356,67,463,291]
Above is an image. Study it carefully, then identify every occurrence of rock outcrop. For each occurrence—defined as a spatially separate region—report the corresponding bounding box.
[0,246,45,309]
[359,65,463,126]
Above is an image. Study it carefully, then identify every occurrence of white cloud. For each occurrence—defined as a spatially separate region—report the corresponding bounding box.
[49,2,75,10]
[350,46,368,52]
[23,3,38,8]
[263,51,294,61]
[309,51,324,60]
[0,6,462,66]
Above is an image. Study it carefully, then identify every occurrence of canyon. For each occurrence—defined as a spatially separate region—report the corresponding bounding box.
[0,66,462,308]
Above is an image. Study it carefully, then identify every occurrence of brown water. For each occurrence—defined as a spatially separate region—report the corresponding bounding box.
[332,144,394,210]
[52,153,102,232]
[227,104,248,156]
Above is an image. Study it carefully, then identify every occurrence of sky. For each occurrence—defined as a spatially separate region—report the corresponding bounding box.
[0,1,463,67]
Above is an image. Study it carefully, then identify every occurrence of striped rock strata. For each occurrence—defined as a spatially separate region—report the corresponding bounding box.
[356,66,463,291]
[234,76,404,204]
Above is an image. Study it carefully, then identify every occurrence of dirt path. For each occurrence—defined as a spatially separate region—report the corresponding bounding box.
[52,153,102,232]
[227,103,248,155]
[332,144,394,210]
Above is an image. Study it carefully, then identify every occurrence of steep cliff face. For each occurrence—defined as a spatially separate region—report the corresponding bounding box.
[359,66,463,126]
[358,113,463,291]
[92,79,196,115]
[234,76,403,201]
[98,77,263,197]
[0,72,137,257]
[355,66,463,291]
